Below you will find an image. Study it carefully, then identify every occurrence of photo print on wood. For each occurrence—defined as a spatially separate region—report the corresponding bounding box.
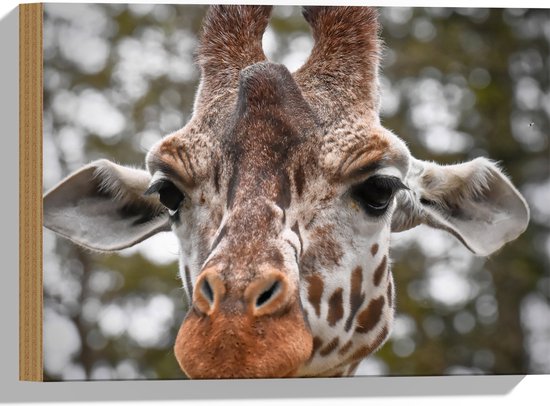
[20,3,550,381]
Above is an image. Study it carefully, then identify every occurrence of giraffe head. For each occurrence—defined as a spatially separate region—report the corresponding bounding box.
[44,6,529,379]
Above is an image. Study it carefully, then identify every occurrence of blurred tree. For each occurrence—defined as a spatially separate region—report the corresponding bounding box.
[43,5,550,380]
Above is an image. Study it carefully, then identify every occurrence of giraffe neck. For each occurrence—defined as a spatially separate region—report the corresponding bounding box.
[295,226,395,377]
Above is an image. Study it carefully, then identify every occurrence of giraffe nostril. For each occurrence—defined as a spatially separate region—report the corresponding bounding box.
[193,269,225,316]
[201,278,214,304]
[246,270,291,316]
[255,280,281,308]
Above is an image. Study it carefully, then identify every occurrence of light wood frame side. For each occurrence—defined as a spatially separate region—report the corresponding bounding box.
[19,3,43,382]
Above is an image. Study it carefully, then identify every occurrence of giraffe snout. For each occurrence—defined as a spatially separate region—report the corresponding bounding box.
[176,264,312,379]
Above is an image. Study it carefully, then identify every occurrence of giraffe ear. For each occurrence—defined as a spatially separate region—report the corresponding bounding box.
[391,157,529,256]
[44,159,170,252]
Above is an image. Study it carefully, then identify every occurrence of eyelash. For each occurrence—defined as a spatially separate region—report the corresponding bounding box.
[144,179,185,215]
[351,175,407,217]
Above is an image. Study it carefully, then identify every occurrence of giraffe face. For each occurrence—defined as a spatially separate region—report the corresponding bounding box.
[145,62,412,378]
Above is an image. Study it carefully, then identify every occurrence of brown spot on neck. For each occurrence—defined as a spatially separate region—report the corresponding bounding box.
[372,255,387,287]
[355,296,385,334]
[310,336,323,359]
[345,266,365,332]
[370,243,379,257]
[327,288,344,326]
[306,273,324,317]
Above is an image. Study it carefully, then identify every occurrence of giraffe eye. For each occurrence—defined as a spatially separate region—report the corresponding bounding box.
[144,180,185,212]
[351,175,406,216]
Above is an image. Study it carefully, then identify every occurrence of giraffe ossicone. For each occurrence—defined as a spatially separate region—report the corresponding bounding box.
[43,6,529,379]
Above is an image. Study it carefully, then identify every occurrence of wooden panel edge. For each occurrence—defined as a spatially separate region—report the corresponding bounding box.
[19,2,43,382]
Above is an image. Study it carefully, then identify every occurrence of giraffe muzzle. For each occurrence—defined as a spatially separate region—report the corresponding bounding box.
[174,266,313,379]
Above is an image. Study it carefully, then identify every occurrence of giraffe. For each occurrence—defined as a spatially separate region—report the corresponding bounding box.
[43,6,529,379]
